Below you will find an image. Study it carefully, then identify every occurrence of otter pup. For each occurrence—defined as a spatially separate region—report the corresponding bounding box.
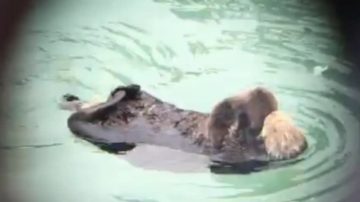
[260,110,308,160]
[63,84,307,170]
[206,87,278,152]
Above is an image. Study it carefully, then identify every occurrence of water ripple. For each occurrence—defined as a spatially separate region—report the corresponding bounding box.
[18,0,360,201]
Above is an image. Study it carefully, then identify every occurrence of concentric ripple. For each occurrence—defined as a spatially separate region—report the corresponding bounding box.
[5,0,360,202]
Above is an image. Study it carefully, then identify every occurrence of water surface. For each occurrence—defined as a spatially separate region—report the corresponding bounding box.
[2,0,360,201]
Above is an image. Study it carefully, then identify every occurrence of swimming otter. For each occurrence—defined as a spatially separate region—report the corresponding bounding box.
[63,84,306,170]
[260,110,308,160]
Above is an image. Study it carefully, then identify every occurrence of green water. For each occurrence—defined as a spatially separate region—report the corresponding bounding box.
[2,0,360,201]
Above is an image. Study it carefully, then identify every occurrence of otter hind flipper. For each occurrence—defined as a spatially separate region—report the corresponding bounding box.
[67,84,129,140]
[110,84,141,100]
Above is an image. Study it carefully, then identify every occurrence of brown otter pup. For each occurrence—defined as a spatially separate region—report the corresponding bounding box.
[63,84,307,172]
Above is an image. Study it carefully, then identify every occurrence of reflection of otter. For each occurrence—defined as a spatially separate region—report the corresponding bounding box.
[260,110,307,160]
[63,84,307,171]
[206,87,278,152]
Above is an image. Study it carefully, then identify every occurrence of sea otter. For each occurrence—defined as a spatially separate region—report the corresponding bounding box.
[206,87,278,152]
[62,84,307,171]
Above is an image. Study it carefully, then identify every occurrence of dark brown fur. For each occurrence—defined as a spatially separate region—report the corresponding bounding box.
[65,84,303,171]
[66,85,212,155]
[206,87,278,151]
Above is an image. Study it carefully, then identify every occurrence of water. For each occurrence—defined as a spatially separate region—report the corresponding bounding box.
[2,0,360,201]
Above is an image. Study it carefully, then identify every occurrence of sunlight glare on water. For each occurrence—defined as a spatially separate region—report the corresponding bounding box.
[2,0,360,202]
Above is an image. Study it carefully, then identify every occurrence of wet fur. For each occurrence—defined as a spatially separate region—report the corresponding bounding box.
[65,84,307,170]
[206,87,278,151]
[67,85,210,155]
[260,110,308,160]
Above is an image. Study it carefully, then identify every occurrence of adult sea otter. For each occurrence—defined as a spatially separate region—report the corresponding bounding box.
[62,84,307,173]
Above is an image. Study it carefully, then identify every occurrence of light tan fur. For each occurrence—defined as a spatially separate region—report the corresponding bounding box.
[260,110,307,160]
